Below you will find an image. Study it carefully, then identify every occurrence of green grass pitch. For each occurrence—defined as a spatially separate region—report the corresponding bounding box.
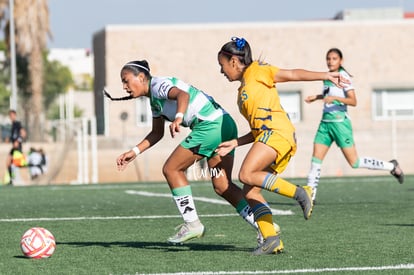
[0,175,413,275]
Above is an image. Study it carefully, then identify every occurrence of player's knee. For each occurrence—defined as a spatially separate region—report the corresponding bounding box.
[162,163,173,178]
[238,170,253,185]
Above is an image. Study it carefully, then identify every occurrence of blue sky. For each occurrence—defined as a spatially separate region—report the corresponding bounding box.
[49,0,414,49]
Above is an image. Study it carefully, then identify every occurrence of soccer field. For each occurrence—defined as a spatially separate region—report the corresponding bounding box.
[0,176,413,275]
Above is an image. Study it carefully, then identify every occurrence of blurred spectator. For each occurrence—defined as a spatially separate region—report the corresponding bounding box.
[39,148,48,174]
[5,139,27,185]
[1,123,11,142]
[9,110,26,152]
[28,147,44,180]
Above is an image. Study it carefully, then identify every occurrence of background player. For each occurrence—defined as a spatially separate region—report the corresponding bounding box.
[305,48,404,203]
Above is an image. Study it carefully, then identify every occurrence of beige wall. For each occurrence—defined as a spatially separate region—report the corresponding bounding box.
[85,19,413,182]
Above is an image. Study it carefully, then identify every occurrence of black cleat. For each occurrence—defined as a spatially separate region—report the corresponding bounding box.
[390,159,404,184]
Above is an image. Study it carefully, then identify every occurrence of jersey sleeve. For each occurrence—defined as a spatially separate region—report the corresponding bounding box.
[341,70,354,92]
[150,77,179,119]
[154,78,174,99]
[256,63,279,88]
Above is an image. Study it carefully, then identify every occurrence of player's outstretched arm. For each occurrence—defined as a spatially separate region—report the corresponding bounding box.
[116,117,165,171]
[275,69,350,88]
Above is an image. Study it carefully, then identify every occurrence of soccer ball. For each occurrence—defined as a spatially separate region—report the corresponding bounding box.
[20,227,56,259]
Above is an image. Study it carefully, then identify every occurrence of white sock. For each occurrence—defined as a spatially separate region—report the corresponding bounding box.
[239,204,258,229]
[172,194,199,223]
[307,161,321,189]
[357,157,394,171]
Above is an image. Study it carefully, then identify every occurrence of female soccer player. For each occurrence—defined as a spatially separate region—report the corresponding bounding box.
[305,48,404,203]
[216,37,348,255]
[111,60,269,245]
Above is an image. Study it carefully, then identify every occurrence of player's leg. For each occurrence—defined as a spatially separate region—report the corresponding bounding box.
[239,141,313,220]
[207,154,255,227]
[6,153,13,185]
[307,122,333,203]
[207,154,280,244]
[163,145,205,244]
[243,184,284,255]
[194,115,262,238]
[239,141,312,255]
[337,118,404,184]
[342,147,404,183]
[307,143,330,203]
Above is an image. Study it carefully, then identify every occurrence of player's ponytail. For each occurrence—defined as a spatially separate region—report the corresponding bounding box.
[103,89,133,101]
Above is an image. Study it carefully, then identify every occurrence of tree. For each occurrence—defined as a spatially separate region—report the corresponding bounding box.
[43,56,74,112]
[0,0,51,141]
[1,47,74,131]
[0,41,11,114]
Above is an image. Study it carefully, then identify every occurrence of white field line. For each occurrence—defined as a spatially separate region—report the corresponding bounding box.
[0,214,235,223]
[125,190,294,216]
[0,190,292,223]
[130,263,414,275]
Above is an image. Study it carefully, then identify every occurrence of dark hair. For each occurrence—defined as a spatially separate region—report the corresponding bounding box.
[104,60,152,102]
[326,48,352,77]
[121,60,151,78]
[218,37,253,66]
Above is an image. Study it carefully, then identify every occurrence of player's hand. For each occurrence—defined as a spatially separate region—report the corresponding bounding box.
[215,139,238,157]
[327,72,350,88]
[116,151,136,171]
[169,118,182,138]
[323,96,335,104]
[305,95,316,103]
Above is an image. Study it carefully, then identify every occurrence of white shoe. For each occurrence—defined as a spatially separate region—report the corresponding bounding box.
[167,222,205,244]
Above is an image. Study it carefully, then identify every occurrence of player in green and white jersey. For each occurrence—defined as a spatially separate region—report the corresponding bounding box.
[305,48,404,203]
[110,60,274,245]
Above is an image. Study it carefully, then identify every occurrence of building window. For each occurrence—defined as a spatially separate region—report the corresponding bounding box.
[135,97,152,126]
[279,91,302,123]
[373,89,414,120]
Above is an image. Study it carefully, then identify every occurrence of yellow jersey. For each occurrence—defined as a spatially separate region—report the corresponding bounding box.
[238,61,296,146]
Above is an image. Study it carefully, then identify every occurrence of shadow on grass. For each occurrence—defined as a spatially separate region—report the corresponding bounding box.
[13,255,29,259]
[56,241,251,252]
[383,223,414,227]
[267,201,383,207]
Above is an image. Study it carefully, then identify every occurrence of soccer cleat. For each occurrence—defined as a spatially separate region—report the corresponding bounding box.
[167,222,205,244]
[310,186,317,205]
[390,159,404,184]
[252,235,284,255]
[294,186,314,220]
[257,223,281,246]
